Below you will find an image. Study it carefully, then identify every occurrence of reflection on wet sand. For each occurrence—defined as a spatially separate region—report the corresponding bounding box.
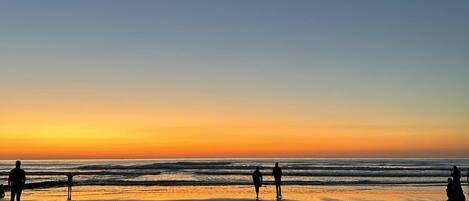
[20,185,444,201]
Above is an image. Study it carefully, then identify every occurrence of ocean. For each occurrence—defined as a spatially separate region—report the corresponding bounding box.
[0,158,468,201]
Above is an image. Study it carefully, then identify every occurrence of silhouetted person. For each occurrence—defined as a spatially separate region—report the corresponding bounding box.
[67,172,74,200]
[8,161,25,201]
[447,178,454,201]
[448,166,466,201]
[252,167,263,200]
[453,166,461,180]
[272,162,282,200]
[0,184,5,198]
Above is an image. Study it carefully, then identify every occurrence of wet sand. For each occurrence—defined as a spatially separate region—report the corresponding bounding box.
[12,185,446,201]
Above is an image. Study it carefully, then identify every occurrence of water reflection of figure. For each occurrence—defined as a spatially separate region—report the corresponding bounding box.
[252,167,263,200]
[272,162,283,200]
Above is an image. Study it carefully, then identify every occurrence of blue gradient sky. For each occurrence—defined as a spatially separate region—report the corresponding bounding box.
[1,1,468,158]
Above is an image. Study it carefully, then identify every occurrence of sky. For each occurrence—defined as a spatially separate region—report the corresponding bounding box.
[0,0,468,159]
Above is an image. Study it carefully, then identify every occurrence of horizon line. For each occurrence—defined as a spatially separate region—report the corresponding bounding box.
[2,157,469,161]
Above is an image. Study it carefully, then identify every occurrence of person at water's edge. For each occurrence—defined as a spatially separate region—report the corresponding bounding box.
[67,172,74,200]
[272,162,283,200]
[446,166,465,201]
[252,167,263,200]
[447,178,454,201]
[9,160,26,201]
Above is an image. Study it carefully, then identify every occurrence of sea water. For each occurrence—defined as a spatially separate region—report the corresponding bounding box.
[0,158,468,201]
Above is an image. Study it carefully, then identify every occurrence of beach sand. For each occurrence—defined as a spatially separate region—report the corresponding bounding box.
[10,185,446,201]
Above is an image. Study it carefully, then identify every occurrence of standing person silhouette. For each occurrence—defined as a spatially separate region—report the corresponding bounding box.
[272,162,283,200]
[8,161,25,201]
[67,173,74,200]
[252,167,263,200]
[447,178,454,201]
[450,166,466,201]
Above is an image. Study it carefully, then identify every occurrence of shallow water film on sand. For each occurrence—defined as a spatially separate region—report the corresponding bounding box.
[0,159,468,201]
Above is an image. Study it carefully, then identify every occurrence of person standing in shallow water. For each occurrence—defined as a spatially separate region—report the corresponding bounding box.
[8,160,26,201]
[272,162,283,200]
[252,167,263,200]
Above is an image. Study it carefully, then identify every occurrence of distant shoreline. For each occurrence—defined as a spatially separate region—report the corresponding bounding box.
[2,157,469,161]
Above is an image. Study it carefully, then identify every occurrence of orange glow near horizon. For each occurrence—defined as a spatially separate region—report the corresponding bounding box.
[1,108,468,159]
[1,88,468,159]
